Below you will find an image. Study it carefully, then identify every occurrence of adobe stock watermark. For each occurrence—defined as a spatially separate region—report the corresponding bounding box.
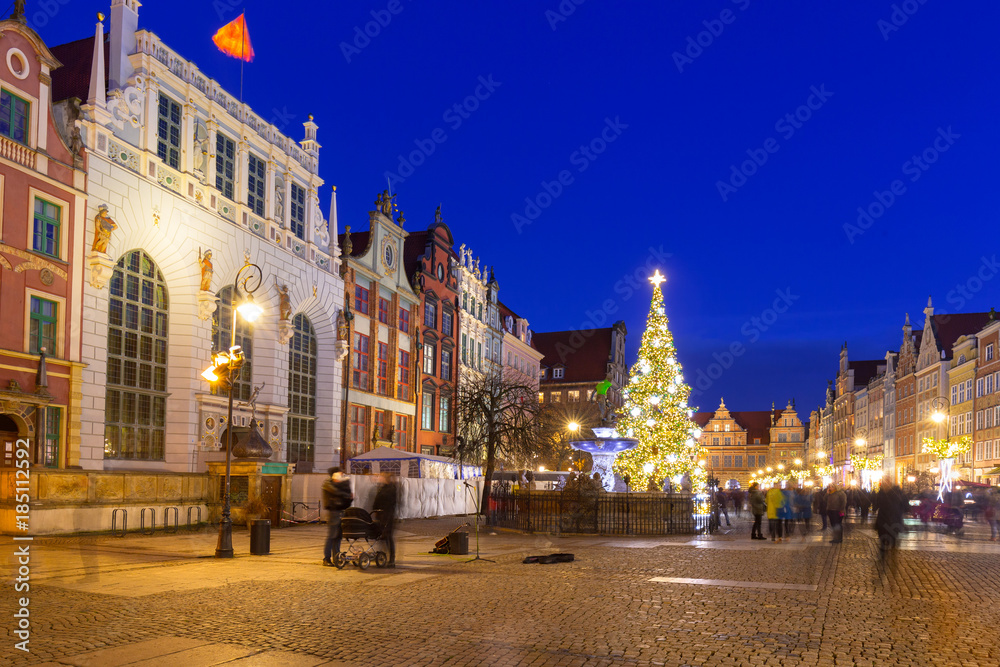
[878,0,930,41]
[944,255,1000,312]
[511,116,628,234]
[842,126,959,244]
[716,85,834,202]
[339,0,409,63]
[545,0,587,30]
[26,0,72,30]
[546,246,672,363]
[672,0,753,74]
[384,75,502,188]
[689,288,800,397]
[11,437,32,653]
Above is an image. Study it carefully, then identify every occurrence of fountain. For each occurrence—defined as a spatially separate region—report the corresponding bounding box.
[569,426,638,492]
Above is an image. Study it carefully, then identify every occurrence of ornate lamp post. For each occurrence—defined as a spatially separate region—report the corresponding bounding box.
[201,258,264,558]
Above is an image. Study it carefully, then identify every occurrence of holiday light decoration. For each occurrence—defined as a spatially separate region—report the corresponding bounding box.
[850,454,884,491]
[922,436,972,501]
[613,271,703,492]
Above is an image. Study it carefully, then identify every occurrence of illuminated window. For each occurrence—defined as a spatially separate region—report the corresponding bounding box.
[287,314,317,464]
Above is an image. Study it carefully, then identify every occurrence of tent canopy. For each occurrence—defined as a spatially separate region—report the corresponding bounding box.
[349,446,482,479]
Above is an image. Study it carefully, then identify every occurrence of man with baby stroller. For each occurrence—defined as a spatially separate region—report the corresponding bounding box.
[322,467,354,567]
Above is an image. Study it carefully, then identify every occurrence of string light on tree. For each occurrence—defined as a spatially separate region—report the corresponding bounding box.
[613,270,703,492]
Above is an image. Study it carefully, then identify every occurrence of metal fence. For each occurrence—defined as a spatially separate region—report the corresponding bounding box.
[486,485,713,535]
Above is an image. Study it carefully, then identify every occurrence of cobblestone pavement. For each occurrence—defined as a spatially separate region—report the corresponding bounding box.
[2,515,999,666]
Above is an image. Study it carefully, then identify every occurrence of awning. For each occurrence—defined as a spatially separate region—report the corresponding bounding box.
[984,467,1000,476]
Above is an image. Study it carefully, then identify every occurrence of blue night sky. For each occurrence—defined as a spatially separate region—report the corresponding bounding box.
[39,1,1000,416]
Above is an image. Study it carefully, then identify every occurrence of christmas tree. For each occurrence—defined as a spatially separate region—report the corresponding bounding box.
[613,271,705,492]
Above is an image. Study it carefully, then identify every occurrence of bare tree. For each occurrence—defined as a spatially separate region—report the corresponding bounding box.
[454,369,544,513]
[535,401,599,472]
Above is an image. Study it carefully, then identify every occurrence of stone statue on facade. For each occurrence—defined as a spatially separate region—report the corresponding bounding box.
[434,204,442,224]
[396,210,406,227]
[91,205,117,253]
[194,122,210,177]
[336,310,349,341]
[69,126,84,168]
[375,190,396,217]
[199,249,214,292]
[276,284,292,321]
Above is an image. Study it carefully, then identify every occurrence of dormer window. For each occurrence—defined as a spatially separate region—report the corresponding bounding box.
[553,367,564,379]
[0,90,29,144]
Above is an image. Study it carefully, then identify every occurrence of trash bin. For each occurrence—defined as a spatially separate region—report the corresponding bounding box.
[448,530,469,555]
[250,519,270,555]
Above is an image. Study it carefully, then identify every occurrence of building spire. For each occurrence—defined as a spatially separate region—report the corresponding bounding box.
[88,13,108,109]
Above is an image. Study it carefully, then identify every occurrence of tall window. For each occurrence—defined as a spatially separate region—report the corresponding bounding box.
[438,395,450,432]
[354,285,369,315]
[105,250,168,460]
[213,286,254,401]
[423,342,436,376]
[399,306,410,333]
[477,342,482,369]
[156,94,181,168]
[442,309,453,336]
[352,332,370,389]
[348,404,368,457]
[287,314,317,464]
[216,132,236,199]
[29,296,57,355]
[42,407,60,467]
[377,342,389,395]
[422,391,434,430]
[461,334,468,363]
[424,301,437,328]
[33,198,60,258]
[290,183,306,239]
[441,349,452,381]
[0,89,29,143]
[395,415,409,449]
[378,298,391,324]
[374,410,387,440]
[247,153,266,216]
[397,349,410,400]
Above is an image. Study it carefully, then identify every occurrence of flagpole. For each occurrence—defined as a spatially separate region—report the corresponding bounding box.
[240,11,245,106]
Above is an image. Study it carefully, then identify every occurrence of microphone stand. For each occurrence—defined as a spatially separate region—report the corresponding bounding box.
[462,481,494,563]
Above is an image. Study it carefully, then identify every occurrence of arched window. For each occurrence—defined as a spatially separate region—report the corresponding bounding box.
[105,250,168,460]
[287,313,316,464]
[213,285,253,401]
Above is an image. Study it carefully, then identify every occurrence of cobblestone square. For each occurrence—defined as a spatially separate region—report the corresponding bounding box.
[2,517,999,666]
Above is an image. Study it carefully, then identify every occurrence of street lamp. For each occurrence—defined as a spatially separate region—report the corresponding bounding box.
[567,421,579,433]
[930,396,949,424]
[201,258,264,558]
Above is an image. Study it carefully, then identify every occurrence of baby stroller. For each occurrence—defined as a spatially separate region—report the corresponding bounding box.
[335,507,390,569]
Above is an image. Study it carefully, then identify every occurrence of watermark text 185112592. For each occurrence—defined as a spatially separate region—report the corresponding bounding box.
[12,438,33,653]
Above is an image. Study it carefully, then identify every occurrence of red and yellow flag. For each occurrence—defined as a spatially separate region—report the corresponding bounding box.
[213,13,254,62]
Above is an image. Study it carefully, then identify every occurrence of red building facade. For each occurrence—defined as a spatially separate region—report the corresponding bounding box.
[0,13,87,469]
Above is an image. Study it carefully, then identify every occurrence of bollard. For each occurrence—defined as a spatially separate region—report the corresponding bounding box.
[111,508,127,537]
[250,519,270,555]
[140,507,155,535]
[163,506,179,533]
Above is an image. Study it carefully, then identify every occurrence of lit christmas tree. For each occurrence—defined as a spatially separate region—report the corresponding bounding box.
[613,271,705,492]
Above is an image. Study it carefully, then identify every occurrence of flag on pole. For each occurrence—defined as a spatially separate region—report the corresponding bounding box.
[213,13,254,62]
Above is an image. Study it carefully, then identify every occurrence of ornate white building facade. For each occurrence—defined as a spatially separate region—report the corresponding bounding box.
[54,0,346,472]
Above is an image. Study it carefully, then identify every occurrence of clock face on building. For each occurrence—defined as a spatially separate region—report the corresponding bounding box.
[381,238,395,274]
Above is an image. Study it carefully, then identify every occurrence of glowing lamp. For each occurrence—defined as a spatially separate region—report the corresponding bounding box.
[855,437,866,447]
[907,475,916,483]
[538,466,546,472]
[794,459,802,466]
[236,294,263,322]
[758,469,764,475]
[816,451,826,458]
[643,462,654,474]
[567,422,579,432]
[931,411,946,424]
[201,366,220,382]
[777,464,785,471]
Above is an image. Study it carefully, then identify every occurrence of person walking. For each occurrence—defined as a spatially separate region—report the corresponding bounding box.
[781,486,795,537]
[874,480,906,553]
[321,467,353,567]
[826,483,847,544]
[716,489,731,527]
[372,472,400,567]
[985,488,1000,541]
[766,485,785,542]
[749,483,766,539]
[814,485,828,530]
[858,489,871,524]
[795,487,813,538]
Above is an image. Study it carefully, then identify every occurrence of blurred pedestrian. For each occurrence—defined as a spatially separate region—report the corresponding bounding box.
[985,488,1000,541]
[749,483,766,540]
[858,489,871,523]
[874,481,906,553]
[372,472,400,567]
[716,489,731,527]
[795,487,813,537]
[781,486,795,537]
[321,467,353,567]
[827,483,847,544]
[766,485,785,542]
[814,485,828,530]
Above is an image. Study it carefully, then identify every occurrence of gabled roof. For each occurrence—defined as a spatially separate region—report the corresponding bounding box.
[692,409,781,445]
[402,230,428,280]
[51,33,105,103]
[336,230,371,260]
[534,328,613,383]
[928,312,995,358]
[848,360,884,387]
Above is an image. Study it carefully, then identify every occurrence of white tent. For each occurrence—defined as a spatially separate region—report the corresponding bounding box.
[348,446,482,480]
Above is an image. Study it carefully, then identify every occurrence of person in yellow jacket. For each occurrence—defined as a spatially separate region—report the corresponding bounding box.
[766,485,786,542]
